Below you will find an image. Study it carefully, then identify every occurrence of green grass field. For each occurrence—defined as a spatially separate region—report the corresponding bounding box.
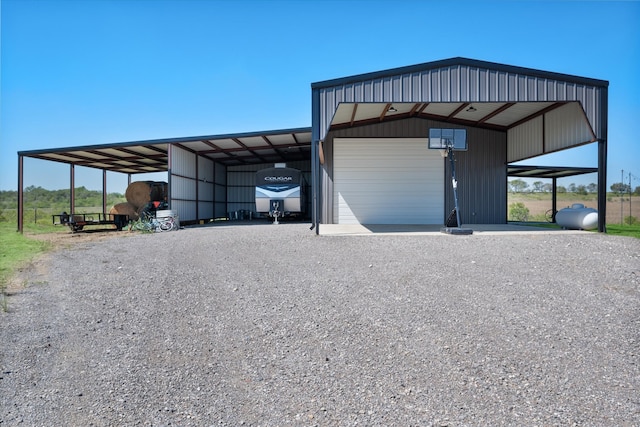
[0,222,52,310]
[603,224,640,239]
[0,223,52,277]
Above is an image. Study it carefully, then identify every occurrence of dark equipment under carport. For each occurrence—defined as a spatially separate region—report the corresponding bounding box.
[53,212,129,232]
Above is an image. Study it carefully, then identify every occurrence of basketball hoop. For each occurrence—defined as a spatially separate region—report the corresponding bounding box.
[428,128,472,235]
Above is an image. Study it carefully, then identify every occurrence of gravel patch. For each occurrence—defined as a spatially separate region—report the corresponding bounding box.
[1,223,639,426]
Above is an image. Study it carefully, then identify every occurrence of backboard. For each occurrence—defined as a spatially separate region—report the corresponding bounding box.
[428,128,467,151]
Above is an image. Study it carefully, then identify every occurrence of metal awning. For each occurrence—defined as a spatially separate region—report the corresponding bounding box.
[19,127,312,174]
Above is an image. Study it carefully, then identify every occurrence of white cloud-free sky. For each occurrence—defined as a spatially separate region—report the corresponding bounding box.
[1,0,639,193]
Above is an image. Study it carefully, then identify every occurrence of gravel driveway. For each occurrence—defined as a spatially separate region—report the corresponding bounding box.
[1,223,639,426]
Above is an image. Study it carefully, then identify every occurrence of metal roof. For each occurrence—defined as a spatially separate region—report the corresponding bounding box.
[312,57,609,90]
[18,127,312,174]
[507,165,598,179]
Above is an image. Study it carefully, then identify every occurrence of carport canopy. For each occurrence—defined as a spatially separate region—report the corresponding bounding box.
[507,165,598,179]
[17,127,312,231]
[19,127,312,174]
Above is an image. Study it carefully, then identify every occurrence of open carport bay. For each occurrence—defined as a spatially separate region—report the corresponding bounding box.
[1,224,639,425]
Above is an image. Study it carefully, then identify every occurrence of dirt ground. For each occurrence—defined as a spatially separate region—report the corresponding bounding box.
[7,227,132,293]
[26,226,132,248]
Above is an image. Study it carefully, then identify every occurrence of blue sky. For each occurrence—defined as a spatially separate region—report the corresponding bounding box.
[1,0,639,193]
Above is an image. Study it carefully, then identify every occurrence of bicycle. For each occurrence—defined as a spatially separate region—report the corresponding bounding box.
[156,215,179,232]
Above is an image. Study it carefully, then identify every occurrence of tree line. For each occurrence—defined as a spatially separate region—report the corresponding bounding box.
[508,179,640,195]
[0,186,126,211]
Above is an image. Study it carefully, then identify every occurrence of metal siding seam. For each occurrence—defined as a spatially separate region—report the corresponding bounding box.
[345,83,354,102]
[539,78,547,101]
[355,81,363,100]
[471,68,479,100]
[517,74,526,100]
[548,80,556,100]
[508,73,516,101]
[528,76,535,100]
[442,67,450,102]
[460,66,468,101]
[455,66,463,101]
[593,87,601,137]
[374,78,382,101]
[420,71,428,100]
[498,71,506,100]
[568,82,577,101]
[490,69,499,102]
[393,75,402,101]
[335,86,343,106]
[383,76,391,100]
[448,66,456,102]
[402,74,411,99]
[481,68,489,101]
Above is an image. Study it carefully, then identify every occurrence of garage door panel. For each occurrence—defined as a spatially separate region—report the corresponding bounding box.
[334,138,444,224]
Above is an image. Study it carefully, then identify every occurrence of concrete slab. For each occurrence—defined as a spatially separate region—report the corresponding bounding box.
[318,223,589,236]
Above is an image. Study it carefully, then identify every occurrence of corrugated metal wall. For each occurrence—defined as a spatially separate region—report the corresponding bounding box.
[324,118,506,224]
[197,156,214,219]
[444,128,507,224]
[227,160,311,219]
[507,116,544,162]
[544,102,596,153]
[170,145,197,221]
[507,102,596,162]
[169,145,227,223]
[215,163,227,218]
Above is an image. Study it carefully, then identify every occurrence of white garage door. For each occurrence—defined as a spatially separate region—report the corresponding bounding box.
[333,138,444,224]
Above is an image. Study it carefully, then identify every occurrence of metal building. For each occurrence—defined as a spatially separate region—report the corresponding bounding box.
[310,57,608,232]
[17,57,608,232]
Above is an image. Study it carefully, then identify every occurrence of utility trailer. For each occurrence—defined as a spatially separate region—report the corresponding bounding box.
[53,213,129,232]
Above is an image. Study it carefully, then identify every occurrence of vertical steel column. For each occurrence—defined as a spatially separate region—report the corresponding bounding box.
[311,88,320,234]
[18,155,24,233]
[167,144,172,209]
[102,169,108,215]
[597,87,608,233]
[310,139,317,232]
[195,153,199,223]
[552,177,558,223]
[70,164,75,215]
